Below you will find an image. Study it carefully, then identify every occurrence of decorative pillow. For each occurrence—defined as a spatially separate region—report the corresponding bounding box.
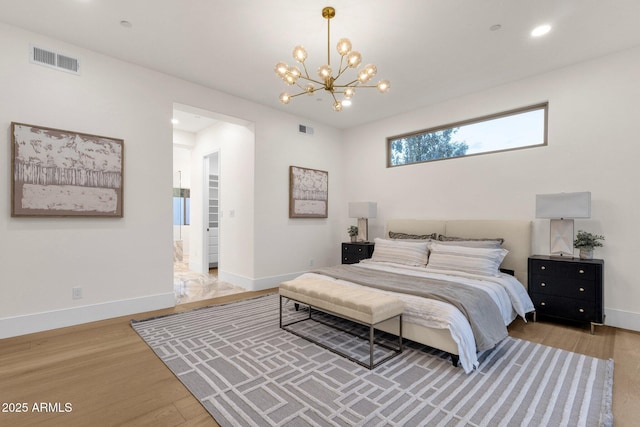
[435,239,503,249]
[371,238,429,267]
[438,235,504,245]
[425,242,508,277]
[388,231,437,240]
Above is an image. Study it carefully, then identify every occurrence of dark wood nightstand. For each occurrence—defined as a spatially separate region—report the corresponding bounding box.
[528,255,604,334]
[342,242,375,264]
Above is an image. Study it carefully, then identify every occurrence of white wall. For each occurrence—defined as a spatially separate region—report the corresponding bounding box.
[342,46,640,331]
[0,23,343,337]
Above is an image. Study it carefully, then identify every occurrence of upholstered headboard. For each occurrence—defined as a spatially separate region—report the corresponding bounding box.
[385,219,532,287]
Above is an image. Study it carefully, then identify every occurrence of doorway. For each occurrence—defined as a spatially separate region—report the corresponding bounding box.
[204,152,220,271]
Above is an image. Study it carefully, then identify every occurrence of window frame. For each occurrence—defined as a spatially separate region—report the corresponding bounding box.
[386,102,548,168]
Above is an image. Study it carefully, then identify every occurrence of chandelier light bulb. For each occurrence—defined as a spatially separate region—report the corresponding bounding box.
[333,101,343,112]
[289,66,301,79]
[318,64,332,81]
[346,51,362,68]
[344,87,355,99]
[284,73,296,85]
[304,84,315,95]
[364,64,377,78]
[336,38,352,56]
[357,69,371,83]
[279,93,291,104]
[292,45,308,63]
[274,62,289,78]
[377,79,390,93]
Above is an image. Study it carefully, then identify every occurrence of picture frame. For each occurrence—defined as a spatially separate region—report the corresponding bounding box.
[11,122,124,217]
[289,165,328,218]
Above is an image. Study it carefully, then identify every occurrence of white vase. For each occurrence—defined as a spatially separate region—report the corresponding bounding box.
[579,248,593,260]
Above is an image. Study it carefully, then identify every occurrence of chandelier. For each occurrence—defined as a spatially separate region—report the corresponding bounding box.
[274,6,390,112]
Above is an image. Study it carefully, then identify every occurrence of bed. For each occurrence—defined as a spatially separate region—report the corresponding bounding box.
[293,219,535,373]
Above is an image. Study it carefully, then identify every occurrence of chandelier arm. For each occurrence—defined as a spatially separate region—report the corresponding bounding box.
[334,61,350,81]
[300,62,312,79]
[296,74,326,86]
[288,91,313,99]
[333,79,361,88]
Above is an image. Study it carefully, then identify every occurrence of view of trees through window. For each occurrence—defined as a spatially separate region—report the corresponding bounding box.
[387,103,547,167]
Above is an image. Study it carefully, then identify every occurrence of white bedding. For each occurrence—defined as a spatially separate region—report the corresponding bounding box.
[297,260,534,373]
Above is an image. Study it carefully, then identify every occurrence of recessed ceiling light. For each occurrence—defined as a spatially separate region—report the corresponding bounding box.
[341,99,352,107]
[531,24,551,37]
[171,118,179,125]
[490,24,502,32]
[120,20,132,29]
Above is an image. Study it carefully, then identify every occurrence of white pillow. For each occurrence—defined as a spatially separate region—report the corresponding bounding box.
[371,238,429,267]
[425,242,508,277]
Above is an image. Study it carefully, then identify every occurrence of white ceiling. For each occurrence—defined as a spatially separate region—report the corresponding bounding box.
[2,0,640,130]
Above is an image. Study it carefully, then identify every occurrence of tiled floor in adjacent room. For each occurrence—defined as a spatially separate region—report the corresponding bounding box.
[173,257,246,304]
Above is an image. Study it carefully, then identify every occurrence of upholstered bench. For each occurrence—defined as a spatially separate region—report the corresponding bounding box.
[279,278,403,369]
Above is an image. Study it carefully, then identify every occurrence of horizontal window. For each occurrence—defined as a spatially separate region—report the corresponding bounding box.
[387,103,548,167]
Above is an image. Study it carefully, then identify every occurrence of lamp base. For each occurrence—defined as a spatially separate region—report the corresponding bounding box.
[549,218,574,257]
[357,218,369,242]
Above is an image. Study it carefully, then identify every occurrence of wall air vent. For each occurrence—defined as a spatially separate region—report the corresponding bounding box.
[298,124,314,135]
[30,45,81,75]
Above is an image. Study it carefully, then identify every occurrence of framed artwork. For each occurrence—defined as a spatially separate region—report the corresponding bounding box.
[289,165,328,218]
[11,122,124,217]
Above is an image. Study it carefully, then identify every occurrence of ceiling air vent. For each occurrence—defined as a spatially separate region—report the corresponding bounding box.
[298,124,314,135]
[30,45,80,75]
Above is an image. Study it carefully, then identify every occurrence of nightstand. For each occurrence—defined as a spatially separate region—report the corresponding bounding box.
[528,255,604,334]
[342,242,375,264]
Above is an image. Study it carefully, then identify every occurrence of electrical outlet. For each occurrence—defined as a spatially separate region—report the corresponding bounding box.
[72,287,82,300]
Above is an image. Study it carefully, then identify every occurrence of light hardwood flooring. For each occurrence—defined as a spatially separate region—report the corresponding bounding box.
[1,292,638,426]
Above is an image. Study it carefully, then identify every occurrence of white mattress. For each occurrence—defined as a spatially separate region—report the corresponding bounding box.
[297,260,534,373]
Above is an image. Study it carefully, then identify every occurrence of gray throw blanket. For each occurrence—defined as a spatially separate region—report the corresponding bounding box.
[312,265,507,351]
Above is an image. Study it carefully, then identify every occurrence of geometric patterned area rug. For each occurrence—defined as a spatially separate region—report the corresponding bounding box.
[131,293,613,427]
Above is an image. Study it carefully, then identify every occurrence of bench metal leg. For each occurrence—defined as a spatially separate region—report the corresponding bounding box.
[279,294,403,370]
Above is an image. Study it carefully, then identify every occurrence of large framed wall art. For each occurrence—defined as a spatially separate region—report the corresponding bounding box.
[289,165,328,218]
[11,122,124,217]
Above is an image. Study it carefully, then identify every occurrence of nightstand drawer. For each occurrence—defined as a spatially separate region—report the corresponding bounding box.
[530,293,596,321]
[529,275,596,301]
[529,260,597,280]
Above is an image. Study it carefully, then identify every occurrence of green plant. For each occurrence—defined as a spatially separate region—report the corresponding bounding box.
[573,230,605,249]
[348,226,358,237]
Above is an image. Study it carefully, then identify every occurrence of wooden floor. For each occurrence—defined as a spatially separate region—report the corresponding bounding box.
[1,290,638,426]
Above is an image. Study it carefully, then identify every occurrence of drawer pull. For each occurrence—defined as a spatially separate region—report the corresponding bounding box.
[540,302,546,306]
[579,287,585,292]
[579,308,585,313]
[579,269,585,274]
[540,266,546,270]
[540,282,546,287]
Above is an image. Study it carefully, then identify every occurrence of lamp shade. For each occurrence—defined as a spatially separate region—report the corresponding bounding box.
[535,192,591,219]
[348,202,377,219]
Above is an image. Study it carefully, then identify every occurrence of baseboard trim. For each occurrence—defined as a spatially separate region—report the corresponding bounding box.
[605,307,640,332]
[0,293,176,339]
[219,270,308,291]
